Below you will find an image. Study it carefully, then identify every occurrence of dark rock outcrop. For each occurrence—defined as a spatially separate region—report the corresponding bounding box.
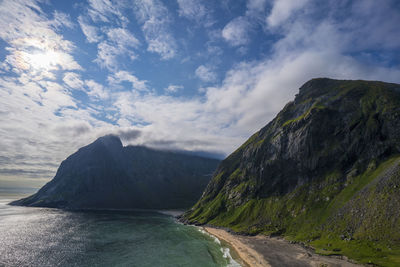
[11,135,220,210]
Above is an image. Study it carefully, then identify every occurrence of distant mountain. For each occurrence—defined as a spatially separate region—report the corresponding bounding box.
[11,135,220,210]
[182,78,400,266]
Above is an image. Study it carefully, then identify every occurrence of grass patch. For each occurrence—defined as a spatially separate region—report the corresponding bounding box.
[282,102,326,127]
[185,156,400,266]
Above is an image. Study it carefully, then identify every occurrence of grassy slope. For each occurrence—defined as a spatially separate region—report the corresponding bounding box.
[185,79,400,266]
[187,157,400,266]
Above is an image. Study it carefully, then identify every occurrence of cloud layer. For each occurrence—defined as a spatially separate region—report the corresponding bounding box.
[0,0,400,188]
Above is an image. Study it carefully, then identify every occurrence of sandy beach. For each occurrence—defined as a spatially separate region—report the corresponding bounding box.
[204,227,362,267]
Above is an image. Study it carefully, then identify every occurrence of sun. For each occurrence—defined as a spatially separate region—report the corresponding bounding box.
[11,37,65,73]
[24,50,61,71]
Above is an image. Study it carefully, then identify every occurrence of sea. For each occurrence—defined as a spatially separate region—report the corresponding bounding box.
[0,189,241,267]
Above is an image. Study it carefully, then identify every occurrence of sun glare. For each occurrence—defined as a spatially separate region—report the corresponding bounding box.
[24,50,61,71]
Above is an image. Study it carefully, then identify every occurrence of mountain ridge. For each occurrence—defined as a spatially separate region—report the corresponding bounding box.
[11,135,220,210]
[182,78,400,266]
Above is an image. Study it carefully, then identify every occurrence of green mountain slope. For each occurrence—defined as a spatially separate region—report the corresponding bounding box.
[182,78,400,266]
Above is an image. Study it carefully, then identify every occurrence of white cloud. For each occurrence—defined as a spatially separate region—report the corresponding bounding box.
[177,0,209,24]
[110,50,400,157]
[63,72,84,89]
[247,0,267,12]
[341,1,400,51]
[165,84,183,93]
[133,0,177,59]
[95,28,140,70]
[51,11,74,29]
[1,0,400,188]
[267,0,310,27]
[0,0,81,77]
[96,42,122,70]
[0,0,114,186]
[78,16,102,43]
[110,0,400,156]
[207,0,400,134]
[85,80,109,100]
[113,91,239,152]
[0,72,119,186]
[147,34,177,59]
[222,16,251,46]
[87,0,128,25]
[195,65,217,82]
[106,28,140,48]
[246,0,267,19]
[108,71,148,91]
[39,81,77,111]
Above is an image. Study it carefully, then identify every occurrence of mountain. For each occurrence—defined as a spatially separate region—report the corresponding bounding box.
[182,78,400,266]
[11,135,220,210]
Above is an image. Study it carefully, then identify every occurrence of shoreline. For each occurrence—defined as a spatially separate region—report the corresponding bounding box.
[204,227,270,267]
[203,226,362,267]
[8,201,187,216]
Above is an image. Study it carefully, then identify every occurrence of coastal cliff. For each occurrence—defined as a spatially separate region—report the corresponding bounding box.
[182,78,400,266]
[11,135,220,210]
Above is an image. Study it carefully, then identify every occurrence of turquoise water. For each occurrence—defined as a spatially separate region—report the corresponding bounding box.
[0,193,240,266]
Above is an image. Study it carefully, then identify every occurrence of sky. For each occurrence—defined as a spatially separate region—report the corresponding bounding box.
[0,0,400,188]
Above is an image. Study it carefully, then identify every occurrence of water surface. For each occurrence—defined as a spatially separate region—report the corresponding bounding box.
[0,193,239,266]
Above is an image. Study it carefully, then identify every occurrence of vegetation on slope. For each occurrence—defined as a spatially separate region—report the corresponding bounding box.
[183,78,400,266]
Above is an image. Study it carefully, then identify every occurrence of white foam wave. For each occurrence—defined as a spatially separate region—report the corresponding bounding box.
[197,227,241,267]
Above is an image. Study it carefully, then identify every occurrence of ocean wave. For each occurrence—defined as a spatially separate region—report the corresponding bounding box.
[197,227,241,267]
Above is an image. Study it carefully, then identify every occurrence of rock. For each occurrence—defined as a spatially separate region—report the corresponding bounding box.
[11,135,220,210]
[182,78,400,249]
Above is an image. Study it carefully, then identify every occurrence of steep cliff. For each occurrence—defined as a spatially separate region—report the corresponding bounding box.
[11,135,220,210]
[182,78,400,266]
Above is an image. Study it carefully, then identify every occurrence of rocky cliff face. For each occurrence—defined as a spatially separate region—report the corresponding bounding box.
[182,78,400,266]
[11,135,220,210]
